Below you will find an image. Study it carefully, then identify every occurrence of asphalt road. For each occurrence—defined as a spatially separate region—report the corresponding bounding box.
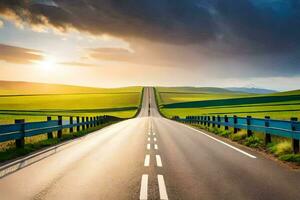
[0,87,300,200]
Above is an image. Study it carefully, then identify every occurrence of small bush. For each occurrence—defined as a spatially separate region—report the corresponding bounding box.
[244,136,263,148]
[279,154,300,163]
[208,127,220,134]
[230,131,247,141]
[268,141,292,156]
[218,130,231,137]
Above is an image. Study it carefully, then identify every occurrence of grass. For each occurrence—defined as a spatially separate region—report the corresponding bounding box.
[0,121,118,162]
[229,131,247,141]
[188,123,300,164]
[156,87,300,120]
[0,82,143,162]
[0,82,143,124]
[268,141,293,156]
[159,87,300,165]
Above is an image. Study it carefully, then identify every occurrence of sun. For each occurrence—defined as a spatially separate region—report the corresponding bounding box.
[35,55,57,71]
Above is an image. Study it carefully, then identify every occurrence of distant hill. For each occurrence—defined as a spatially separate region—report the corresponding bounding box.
[0,81,141,95]
[272,89,300,96]
[157,87,241,94]
[226,87,277,94]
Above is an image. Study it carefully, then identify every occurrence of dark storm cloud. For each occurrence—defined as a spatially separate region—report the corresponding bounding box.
[1,0,300,76]
[1,0,299,52]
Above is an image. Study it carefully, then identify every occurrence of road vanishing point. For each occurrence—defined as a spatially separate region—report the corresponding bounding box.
[0,88,300,200]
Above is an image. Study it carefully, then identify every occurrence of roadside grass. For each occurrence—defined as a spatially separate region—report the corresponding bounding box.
[187,123,299,165]
[267,141,293,156]
[230,131,247,141]
[0,121,118,163]
[0,86,144,162]
[185,121,297,164]
[0,109,137,125]
[157,87,300,165]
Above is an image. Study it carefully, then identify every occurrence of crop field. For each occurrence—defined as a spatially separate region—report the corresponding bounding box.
[0,81,142,124]
[156,87,300,120]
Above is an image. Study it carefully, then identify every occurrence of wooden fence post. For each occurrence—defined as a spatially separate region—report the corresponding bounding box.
[200,116,203,125]
[90,117,93,127]
[86,117,89,128]
[47,116,53,139]
[212,116,216,128]
[57,116,63,138]
[265,116,271,145]
[76,116,80,132]
[246,116,253,137]
[217,115,221,128]
[15,119,25,148]
[69,116,73,133]
[291,117,299,154]
[94,117,96,126]
[207,116,211,127]
[82,117,85,130]
[224,115,229,130]
[233,115,238,133]
[204,116,207,126]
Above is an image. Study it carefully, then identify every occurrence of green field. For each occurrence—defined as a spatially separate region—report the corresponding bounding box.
[0,81,142,124]
[156,87,300,120]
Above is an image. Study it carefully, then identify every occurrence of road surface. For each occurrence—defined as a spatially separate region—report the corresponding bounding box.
[0,87,300,200]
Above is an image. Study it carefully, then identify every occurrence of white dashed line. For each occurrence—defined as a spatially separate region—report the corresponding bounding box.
[154,137,157,142]
[148,137,151,141]
[156,155,162,167]
[157,175,168,200]
[140,174,148,200]
[182,124,257,159]
[144,154,150,167]
[154,144,158,150]
[147,143,151,150]
[148,132,151,136]
[153,132,156,136]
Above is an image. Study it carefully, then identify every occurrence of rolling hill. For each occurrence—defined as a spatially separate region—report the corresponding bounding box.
[0,81,141,95]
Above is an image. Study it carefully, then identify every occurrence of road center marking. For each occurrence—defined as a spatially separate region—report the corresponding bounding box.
[144,154,150,167]
[154,137,157,142]
[147,143,151,150]
[157,175,168,200]
[153,132,156,136]
[140,174,148,200]
[155,144,158,150]
[156,155,162,167]
[148,132,151,136]
[148,137,151,141]
[183,124,257,159]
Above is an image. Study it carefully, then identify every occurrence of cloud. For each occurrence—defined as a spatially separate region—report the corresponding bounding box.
[59,61,99,67]
[1,0,300,78]
[88,47,133,63]
[0,43,43,64]
[0,0,300,54]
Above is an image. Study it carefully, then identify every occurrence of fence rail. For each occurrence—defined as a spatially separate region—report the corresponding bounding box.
[0,115,119,148]
[172,115,300,153]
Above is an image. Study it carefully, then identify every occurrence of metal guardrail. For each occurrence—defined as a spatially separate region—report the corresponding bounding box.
[172,115,300,153]
[0,115,119,148]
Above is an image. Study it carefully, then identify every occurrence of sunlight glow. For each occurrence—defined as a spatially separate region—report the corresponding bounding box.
[35,55,57,71]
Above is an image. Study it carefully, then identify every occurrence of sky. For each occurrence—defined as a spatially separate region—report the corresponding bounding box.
[0,0,300,91]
